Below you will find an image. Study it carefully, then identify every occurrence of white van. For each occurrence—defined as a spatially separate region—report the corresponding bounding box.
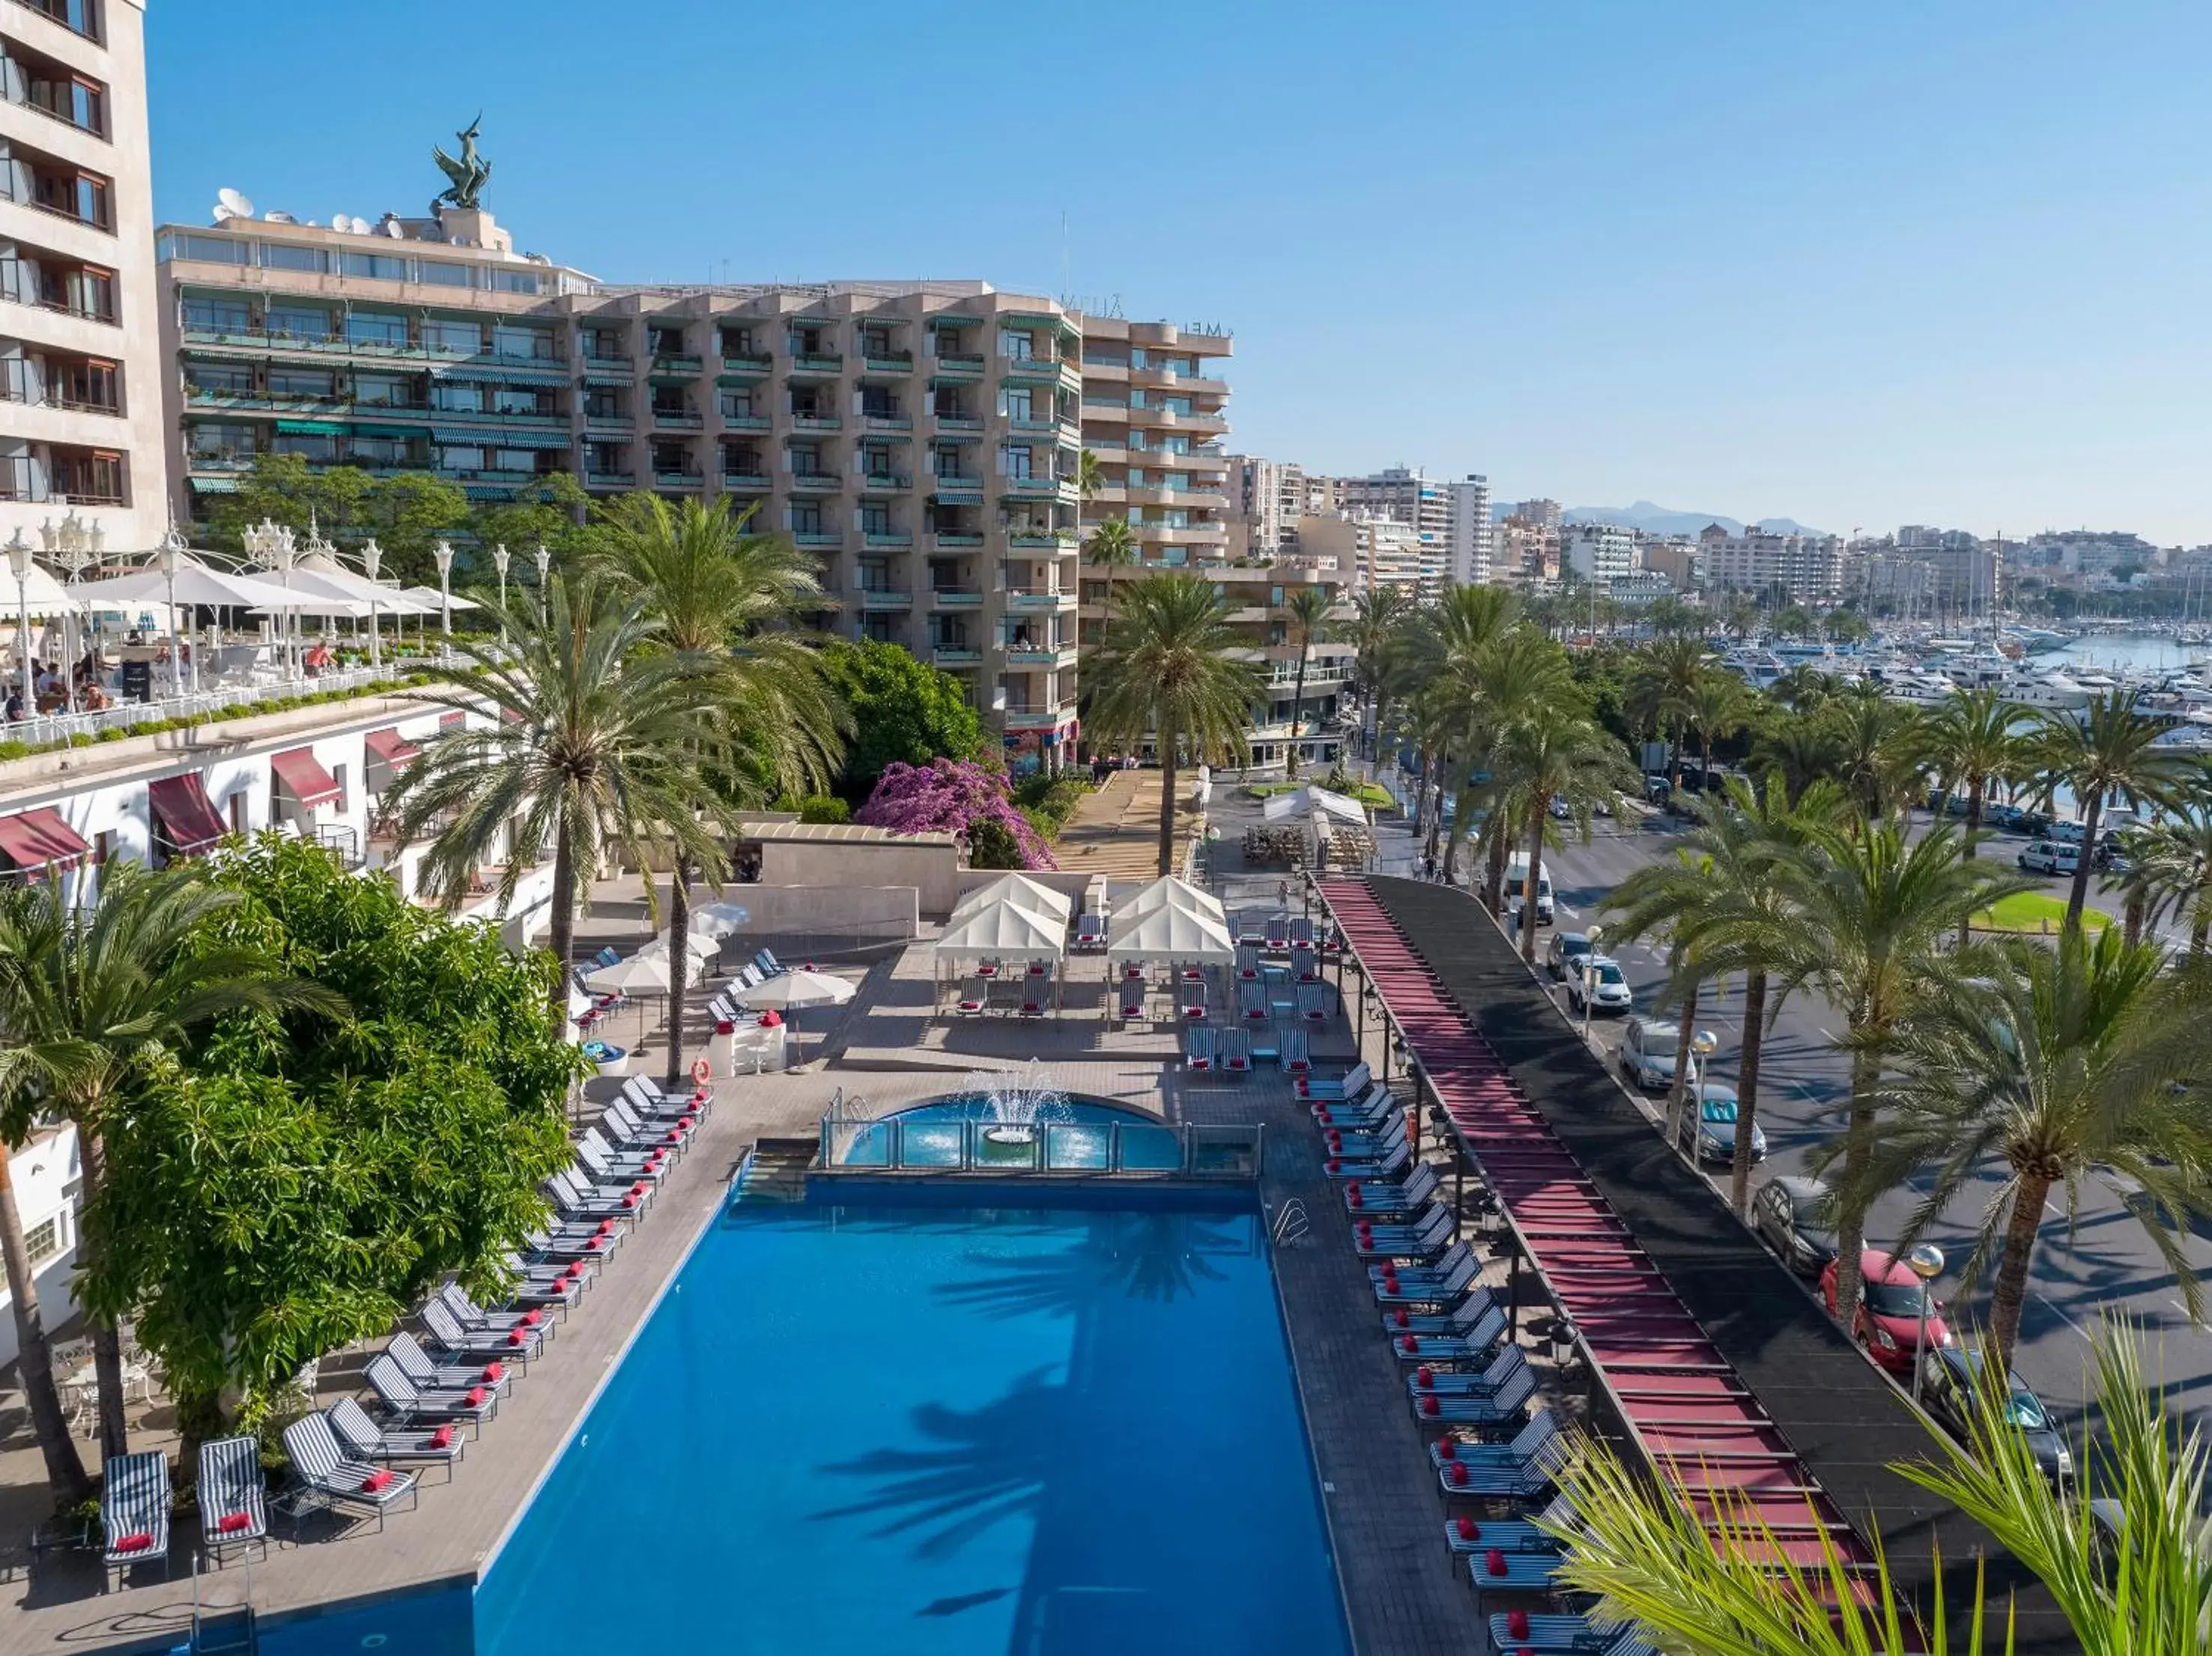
[1504,854,1555,925]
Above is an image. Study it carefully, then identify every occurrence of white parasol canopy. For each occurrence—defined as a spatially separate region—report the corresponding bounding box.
[1106,902,1234,966]
[1115,876,1225,923]
[583,951,673,996]
[934,899,1067,965]
[296,553,437,613]
[950,872,1072,926]
[689,901,752,938]
[733,969,856,1010]
[1262,786,1369,827]
[641,929,719,965]
[5,559,82,615]
[402,586,481,612]
[71,559,324,613]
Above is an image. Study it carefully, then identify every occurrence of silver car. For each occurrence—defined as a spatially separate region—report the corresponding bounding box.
[1688,1084,1766,1165]
[1569,955,1633,1014]
[1619,1016,1694,1093]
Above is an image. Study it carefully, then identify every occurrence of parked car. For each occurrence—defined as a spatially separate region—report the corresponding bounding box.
[1619,1016,1692,1092]
[1916,1347,2073,1490]
[1984,802,2025,831]
[1566,956,1633,1015]
[1687,1085,1764,1165]
[1643,774,1670,805]
[1752,1174,1838,1278]
[2048,820,2088,846]
[2018,840,2081,876]
[1821,1250,1951,1374]
[2015,810,2055,839]
[1545,930,1592,982]
[1503,854,1554,925]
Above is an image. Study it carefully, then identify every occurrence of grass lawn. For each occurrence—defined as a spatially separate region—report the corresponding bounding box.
[1974,891,2111,934]
[1246,780,1396,808]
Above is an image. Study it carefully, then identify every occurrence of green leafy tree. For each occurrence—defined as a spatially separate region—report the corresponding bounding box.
[1497,700,1633,962]
[83,836,578,1466]
[2030,689,2184,930]
[1685,670,1746,780]
[1751,709,1847,801]
[2124,781,2212,951]
[0,863,339,1484]
[384,573,733,1022]
[1839,929,2212,1372]
[1820,691,1924,822]
[355,472,471,586]
[468,472,592,576]
[819,638,983,798]
[203,453,372,552]
[1919,686,2025,942]
[1086,573,1264,875]
[1280,583,1336,780]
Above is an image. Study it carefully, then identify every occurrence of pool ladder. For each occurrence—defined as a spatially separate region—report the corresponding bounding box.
[1270,1198,1310,1248]
[190,1553,259,1655]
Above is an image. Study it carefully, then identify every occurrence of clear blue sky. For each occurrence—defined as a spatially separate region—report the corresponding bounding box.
[147,1,2212,543]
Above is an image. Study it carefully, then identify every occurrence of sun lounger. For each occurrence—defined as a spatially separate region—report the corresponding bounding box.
[1291,943,1319,983]
[328,1396,464,1478]
[1236,980,1270,1025]
[1181,980,1207,1021]
[1074,913,1107,952]
[1220,1029,1252,1074]
[438,1281,556,1344]
[1487,1613,1651,1655]
[1372,1245,1479,1307]
[102,1450,170,1580]
[756,948,787,977]
[282,1412,418,1533]
[1326,1136,1410,1181]
[1264,915,1289,950]
[387,1330,513,1402]
[1019,983,1047,1018]
[1391,1303,1509,1364]
[1119,982,1147,1023]
[603,1097,692,1158]
[549,1165,651,1222]
[1343,1161,1439,1218]
[1279,1027,1310,1072]
[1186,1025,1216,1072]
[1368,1240,1476,1288]
[197,1434,267,1563]
[578,1128,672,1187]
[1310,1079,1396,1123]
[1431,1414,1566,1497]
[1381,1285,1501,1338]
[1468,1545,1568,1595]
[1235,944,1262,981]
[524,1219,623,1262]
[1296,982,1333,1024]
[1301,1061,1370,1103]
[366,1350,498,1434]
[1445,1493,1577,1558]
[1351,1199,1452,1247]
[1407,1345,1530,1400]
[500,1252,590,1315]
[1235,911,1268,946]
[619,1074,710,1119]
[421,1296,542,1366]
[1351,1204,1455,1262]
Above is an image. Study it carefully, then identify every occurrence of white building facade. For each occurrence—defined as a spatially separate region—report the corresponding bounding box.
[1448,474,1492,585]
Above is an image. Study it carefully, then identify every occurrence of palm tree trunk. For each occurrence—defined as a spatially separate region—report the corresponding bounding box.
[660,860,692,1093]
[1485,809,1512,914]
[1442,765,1469,885]
[1288,646,1309,780]
[1960,777,1984,948]
[548,837,578,1032]
[1521,802,1547,963]
[1831,1043,1876,1332]
[1986,1172,2050,1373]
[2066,787,2104,930]
[2193,870,2211,955]
[0,1142,90,1504]
[1155,719,1180,878]
[2124,885,2148,947]
[74,1125,128,1463]
[1666,976,1702,1152]
[1728,969,1769,1217]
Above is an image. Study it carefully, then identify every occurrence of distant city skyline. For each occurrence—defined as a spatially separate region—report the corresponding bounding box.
[143,0,2212,543]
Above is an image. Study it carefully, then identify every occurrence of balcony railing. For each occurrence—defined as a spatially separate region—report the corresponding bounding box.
[860,412,912,431]
[861,352,914,372]
[789,352,843,374]
[861,472,912,491]
[17,1,103,43]
[721,470,770,490]
[720,352,772,374]
[649,354,704,375]
[929,588,984,606]
[863,530,914,548]
[787,470,841,490]
[930,531,984,549]
[792,530,842,548]
[930,472,983,491]
[584,470,636,488]
[858,588,912,608]
[790,413,840,431]
[653,470,705,489]
[650,409,703,429]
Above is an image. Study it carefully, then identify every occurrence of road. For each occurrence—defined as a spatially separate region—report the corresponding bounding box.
[1519,810,2212,1440]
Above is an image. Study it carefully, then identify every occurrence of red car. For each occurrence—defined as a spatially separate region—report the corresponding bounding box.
[1821,1249,1951,1374]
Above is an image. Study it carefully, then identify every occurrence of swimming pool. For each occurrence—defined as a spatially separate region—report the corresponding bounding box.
[833,1096,1189,1172]
[474,1186,1351,1655]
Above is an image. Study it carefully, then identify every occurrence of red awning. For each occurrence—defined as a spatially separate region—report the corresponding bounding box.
[364,726,419,768]
[270,747,342,809]
[148,774,228,857]
[0,807,90,873]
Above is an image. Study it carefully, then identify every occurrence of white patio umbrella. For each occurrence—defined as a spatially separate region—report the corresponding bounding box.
[949,873,1072,926]
[7,560,80,615]
[71,559,303,613]
[641,929,719,965]
[1106,902,1234,967]
[732,967,857,1051]
[584,949,674,1046]
[689,901,752,938]
[934,899,1067,965]
[1261,785,1369,826]
[1115,875,1226,923]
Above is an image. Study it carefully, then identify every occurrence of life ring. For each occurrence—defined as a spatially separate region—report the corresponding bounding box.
[689,1058,712,1088]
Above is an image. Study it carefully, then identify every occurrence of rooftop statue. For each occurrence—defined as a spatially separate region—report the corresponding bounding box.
[432,114,492,213]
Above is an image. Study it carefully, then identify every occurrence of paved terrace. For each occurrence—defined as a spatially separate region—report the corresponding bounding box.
[1321,873,2073,1656]
[0,853,1537,1656]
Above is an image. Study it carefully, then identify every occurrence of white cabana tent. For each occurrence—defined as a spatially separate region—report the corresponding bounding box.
[949,872,1073,926]
[934,899,1068,1013]
[1114,875,1225,923]
[1106,902,1234,968]
[1261,785,1369,827]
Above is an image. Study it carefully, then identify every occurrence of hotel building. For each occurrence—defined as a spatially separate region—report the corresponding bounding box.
[1,0,167,551]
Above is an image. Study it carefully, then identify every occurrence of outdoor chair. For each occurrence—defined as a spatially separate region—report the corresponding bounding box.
[281,1413,418,1533]
[1467,1545,1568,1597]
[1487,1615,1652,1656]
[1074,913,1108,951]
[1019,980,1048,1018]
[1220,1029,1252,1075]
[1181,980,1208,1022]
[1444,1492,1578,1559]
[549,1164,651,1222]
[437,1281,556,1346]
[387,1330,512,1404]
[420,1296,542,1366]
[619,1073,710,1120]
[1327,1137,1411,1182]
[1238,981,1271,1024]
[523,1219,623,1262]
[602,1097,692,1159]
[1297,983,1333,1024]
[1300,1061,1370,1103]
[1429,1413,1565,1496]
[197,1434,267,1564]
[1321,1112,1405,1159]
[1279,1028,1311,1072]
[1235,911,1268,946]
[1185,1025,1216,1072]
[1264,915,1289,950]
[101,1450,170,1582]
[1380,1285,1503,1339]
[499,1251,591,1315]
[578,1126,672,1188]
[1393,1304,1510,1367]
[1408,1345,1530,1399]
[1289,915,1316,947]
[1368,1240,1476,1290]
[366,1350,498,1434]
[327,1395,464,1480]
[1344,1161,1440,1219]
[956,980,987,1016]
[1371,1240,1479,1302]
[1351,1202,1453,1261]
[1119,982,1147,1024]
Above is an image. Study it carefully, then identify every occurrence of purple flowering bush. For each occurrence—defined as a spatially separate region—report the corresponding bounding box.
[855,759,1057,870]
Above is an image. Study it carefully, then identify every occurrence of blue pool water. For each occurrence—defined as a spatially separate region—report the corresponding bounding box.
[474,1188,1351,1655]
[838,1096,1188,1171]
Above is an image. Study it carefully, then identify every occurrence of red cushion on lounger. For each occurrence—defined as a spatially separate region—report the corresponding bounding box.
[114,1531,154,1551]
[521,1308,543,1326]
[629,1180,649,1197]
[1400,1334,1419,1353]
[506,1329,529,1347]
[621,1193,641,1209]
[1421,1395,1440,1416]
[482,1362,505,1383]
[1437,1439,1457,1460]
[1506,1609,1530,1640]
[1393,1310,1410,1328]
[216,1512,254,1535]
[666,1130,684,1144]
[1416,1365,1434,1388]
[1486,1547,1508,1577]
[1326,1159,1341,1174]
[1447,1463,1468,1487]
[1455,1516,1477,1541]
[466,1386,489,1406]
[361,1470,396,1493]
[595,1219,616,1234]
[430,1425,455,1449]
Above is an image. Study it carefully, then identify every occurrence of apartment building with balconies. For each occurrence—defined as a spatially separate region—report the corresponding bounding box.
[0,0,164,551]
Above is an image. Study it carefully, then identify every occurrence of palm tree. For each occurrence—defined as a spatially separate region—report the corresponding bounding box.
[1497,703,1632,962]
[1279,583,1335,781]
[1822,690,1924,822]
[1684,670,1745,783]
[2030,688,2183,930]
[1344,585,1417,774]
[1454,627,1571,898]
[1074,446,1103,505]
[1544,1320,2212,1656]
[1749,710,1845,804]
[591,494,845,1091]
[1079,515,1140,754]
[1409,587,1522,885]
[1845,929,2212,1372]
[0,864,340,1483]
[1085,573,1264,876]
[1775,819,2022,1329]
[1608,848,1723,1150]
[385,573,734,1025]
[1627,635,1707,790]
[2125,790,2212,950]
[1721,592,1760,641]
[1920,687,2025,939]
[1769,664,1840,715]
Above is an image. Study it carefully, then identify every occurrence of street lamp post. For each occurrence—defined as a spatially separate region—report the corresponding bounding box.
[1581,923,1605,1042]
[1686,1028,1719,1159]
[243,517,300,679]
[1906,1243,1946,1404]
[493,542,510,639]
[533,540,550,594]
[434,539,455,641]
[157,526,189,694]
[7,536,34,726]
[360,538,384,671]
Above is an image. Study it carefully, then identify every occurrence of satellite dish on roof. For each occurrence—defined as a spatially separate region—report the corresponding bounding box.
[217,186,254,217]
[332,213,361,234]
[379,218,406,238]
[211,204,239,222]
[263,210,297,224]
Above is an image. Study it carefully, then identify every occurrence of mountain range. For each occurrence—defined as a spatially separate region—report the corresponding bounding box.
[1560,501,1825,538]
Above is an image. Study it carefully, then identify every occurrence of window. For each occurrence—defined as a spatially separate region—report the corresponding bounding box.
[340,251,410,282]
[491,324,551,360]
[718,325,755,355]
[268,368,336,399]
[423,320,481,354]
[1003,387,1033,422]
[353,373,410,407]
[861,388,900,419]
[23,1215,61,1265]
[169,234,249,266]
[492,388,547,416]
[491,268,542,294]
[416,260,473,287]
[187,421,256,458]
[789,502,822,534]
[227,790,247,834]
[185,362,252,394]
[348,435,411,465]
[789,442,821,475]
[265,305,334,342]
[584,388,625,419]
[53,358,116,411]
[346,311,409,347]
[259,242,324,273]
[273,431,338,462]
[861,504,891,536]
[718,389,754,419]
[183,297,250,334]
[434,383,485,413]
[438,445,487,470]
[999,329,1035,361]
[1000,445,1033,480]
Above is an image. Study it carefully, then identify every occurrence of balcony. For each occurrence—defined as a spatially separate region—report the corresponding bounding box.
[930,472,983,497]
[860,412,912,431]
[999,476,1068,500]
[1007,529,1079,550]
[862,352,915,373]
[787,470,842,492]
[931,646,982,667]
[721,471,770,490]
[928,588,984,607]
[932,413,984,432]
[788,353,843,375]
[719,352,772,375]
[17,1,103,42]
[1005,587,1077,610]
[582,412,635,434]
[861,470,912,492]
[649,354,704,377]
[930,531,984,551]
[1005,643,1075,667]
[580,355,634,381]
[650,409,703,431]
[1007,416,1058,434]
[859,589,913,610]
[584,470,636,489]
[1002,707,1067,732]
[654,470,706,491]
[932,352,984,376]
[720,413,770,431]
[792,530,843,549]
[863,530,914,549]
[790,412,841,431]
[999,355,1067,382]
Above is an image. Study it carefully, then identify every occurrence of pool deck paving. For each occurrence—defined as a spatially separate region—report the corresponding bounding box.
[1,789,1539,1656]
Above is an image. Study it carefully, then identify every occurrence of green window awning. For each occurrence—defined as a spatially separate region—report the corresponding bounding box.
[275,418,339,434]
[438,363,569,386]
[348,422,428,440]
[187,474,240,493]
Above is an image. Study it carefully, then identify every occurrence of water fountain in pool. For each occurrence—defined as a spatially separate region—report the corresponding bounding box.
[973,1061,1072,1145]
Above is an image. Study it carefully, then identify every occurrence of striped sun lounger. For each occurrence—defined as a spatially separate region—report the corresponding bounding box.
[1390,1304,1509,1365]
[1343,1162,1439,1218]
[366,1351,500,1436]
[1300,1061,1370,1103]
[1487,1613,1652,1655]
[388,1330,513,1402]
[198,1434,267,1563]
[1185,1025,1216,1072]
[328,1395,465,1479]
[282,1413,418,1533]
[1353,1206,1458,1264]
[102,1450,170,1580]
[1445,1493,1578,1559]
[1382,1285,1502,1339]
[1220,1028,1252,1075]
[1372,1247,1481,1308]
[1278,1028,1310,1072]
